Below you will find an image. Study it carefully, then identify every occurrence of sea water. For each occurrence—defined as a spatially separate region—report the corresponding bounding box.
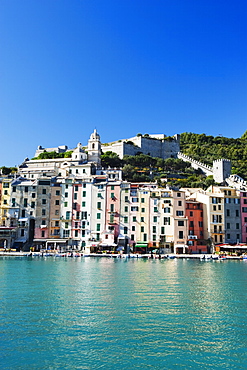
[0,257,247,369]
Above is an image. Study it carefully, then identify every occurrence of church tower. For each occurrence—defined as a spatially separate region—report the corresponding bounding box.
[87,129,101,166]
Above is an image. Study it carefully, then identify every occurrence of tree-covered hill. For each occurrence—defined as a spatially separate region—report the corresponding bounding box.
[180,131,247,179]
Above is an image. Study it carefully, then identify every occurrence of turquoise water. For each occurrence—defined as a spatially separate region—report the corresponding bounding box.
[0,257,247,369]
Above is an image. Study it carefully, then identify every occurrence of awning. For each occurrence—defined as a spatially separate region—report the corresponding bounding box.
[18,218,28,222]
[135,244,148,248]
[220,245,247,249]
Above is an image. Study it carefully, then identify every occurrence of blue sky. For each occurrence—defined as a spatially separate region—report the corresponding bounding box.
[0,0,246,167]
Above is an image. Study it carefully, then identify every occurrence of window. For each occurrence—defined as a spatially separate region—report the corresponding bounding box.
[42,189,46,194]
[111,185,114,190]
[74,193,77,200]
[190,211,193,217]
[124,206,128,212]
[161,227,165,234]
[25,186,28,193]
[236,223,239,229]
[55,221,59,227]
[143,234,147,242]
[198,221,203,227]
[81,212,87,219]
[42,209,46,216]
[12,198,16,207]
[125,196,129,202]
[64,202,68,207]
[178,220,184,226]
[32,193,35,198]
[110,204,114,212]
[131,234,135,240]
[242,207,247,213]
[110,214,114,223]
[176,211,184,216]
[153,216,157,222]
[82,202,86,207]
[4,190,8,195]
[178,201,182,206]
[65,222,69,229]
[164,207,170,213]
[55,200,59,205]
[65,192,68,198]
[213,206,216,211]
[42,220,46,225]
[98,193,102,198]
[227,234,230,240]
[190,221,194,227]
[75,230,78,237]
[226,209,230,217]
[82,191,86,197]
[141,217,144,222]
[12,186,16,192]
[141,198,145,203]
[41,230,45,238]
[133,216,137,222]
[141,226,144,232]
[132,198,139,203]
[153,226,156,233]
[75,185,78,192]
[97,213,101,219]
[124,227,128,235]
[154,207,158,213]
[56,190,60,196]
[236,210,239,217]
[66,211,70,220]
[63,230,70,237]
[97,202,101,209]
[55,210,59,215]
[131,206,139,212]
[76,211,80,219]
[226,223,230,229]
[141,208,145,213]
[96,224,100,231]
[218,205,221,210]
[164,217,170,225]
[178,231,183,239]
[42,199,46,205]
[24,198,28,207]
[3,183,9,188]
[177,193,181,197]
[132,226,135,231]
[3,200,7,205]
[124,216,128,223]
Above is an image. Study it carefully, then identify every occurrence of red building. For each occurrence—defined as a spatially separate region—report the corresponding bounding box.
[186,201,208,254]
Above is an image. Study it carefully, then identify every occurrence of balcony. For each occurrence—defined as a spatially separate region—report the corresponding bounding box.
[188,235,198,240]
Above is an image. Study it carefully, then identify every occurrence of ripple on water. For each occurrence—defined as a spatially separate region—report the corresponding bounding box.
[0,258,247,369]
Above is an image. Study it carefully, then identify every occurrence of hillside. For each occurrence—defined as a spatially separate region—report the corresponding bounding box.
[180,131,247,179]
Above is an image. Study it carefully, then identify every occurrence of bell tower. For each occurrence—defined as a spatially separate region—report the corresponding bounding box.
[87,129,101,166]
